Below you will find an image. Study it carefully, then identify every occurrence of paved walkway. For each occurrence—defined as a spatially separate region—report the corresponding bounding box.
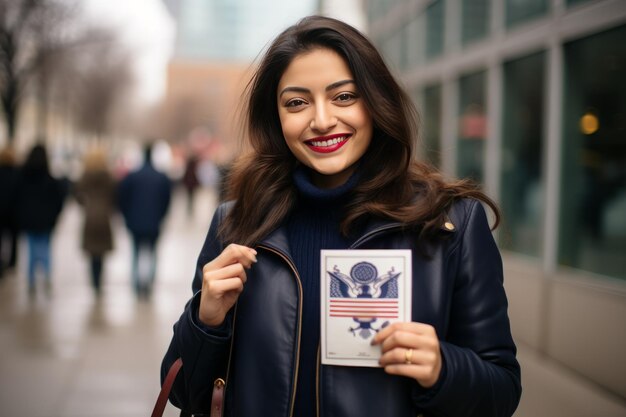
[0,187,624,417]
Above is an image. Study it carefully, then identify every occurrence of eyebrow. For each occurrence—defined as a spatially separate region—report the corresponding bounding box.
[279,79,356,98]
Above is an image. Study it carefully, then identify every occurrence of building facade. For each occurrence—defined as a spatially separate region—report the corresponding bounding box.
[163,0,318,62]
[366,0,625,400]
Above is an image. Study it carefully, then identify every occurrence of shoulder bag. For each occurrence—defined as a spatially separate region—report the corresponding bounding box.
[151,358,225,417]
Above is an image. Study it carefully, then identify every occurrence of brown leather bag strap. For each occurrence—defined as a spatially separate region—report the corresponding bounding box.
[151,358,183,417]
[210,378,225,417]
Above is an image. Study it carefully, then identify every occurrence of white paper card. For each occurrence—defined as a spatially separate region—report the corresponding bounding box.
[320,249,412,367]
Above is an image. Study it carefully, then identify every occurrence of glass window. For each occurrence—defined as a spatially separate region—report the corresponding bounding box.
[500,52,545,257]
[421,84,443,168]
[426,0,445,59]
[382,30,403,73]
[505,0,548,28]
[566,0,594,6]
[559,25,626,280]
[398,23,410,71]
[367,0,391,20]
[457,71,487,183]
[405,17,423,68]
[462,0,490,45]
[410,9,428,67]
[366,1,376,21]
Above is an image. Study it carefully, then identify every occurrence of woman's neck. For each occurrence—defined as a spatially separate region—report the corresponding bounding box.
[292,165,360,205]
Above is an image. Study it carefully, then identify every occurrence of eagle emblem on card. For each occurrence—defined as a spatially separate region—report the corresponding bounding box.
[327,261,401,339]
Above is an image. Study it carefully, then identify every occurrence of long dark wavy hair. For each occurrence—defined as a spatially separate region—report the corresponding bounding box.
[220,15,499,246]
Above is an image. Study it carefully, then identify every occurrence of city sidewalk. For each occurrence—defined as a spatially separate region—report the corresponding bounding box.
[0,187,624,417]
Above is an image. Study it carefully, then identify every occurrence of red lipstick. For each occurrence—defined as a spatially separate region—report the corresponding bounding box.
[304,134,350,154]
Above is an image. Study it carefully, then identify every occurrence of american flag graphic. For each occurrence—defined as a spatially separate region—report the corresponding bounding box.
[329,298,399,319]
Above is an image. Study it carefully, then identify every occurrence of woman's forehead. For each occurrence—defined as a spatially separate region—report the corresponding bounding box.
[278,48,354,91]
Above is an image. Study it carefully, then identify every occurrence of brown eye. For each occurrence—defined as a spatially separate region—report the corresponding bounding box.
[286,99,306,108]
[335,92,357,103]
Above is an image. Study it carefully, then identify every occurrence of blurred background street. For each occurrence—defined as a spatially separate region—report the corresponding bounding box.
[0,187,215,417]
[1,0,625,416]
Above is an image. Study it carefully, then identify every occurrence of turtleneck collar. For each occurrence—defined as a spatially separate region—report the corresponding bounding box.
[292,165,360,205]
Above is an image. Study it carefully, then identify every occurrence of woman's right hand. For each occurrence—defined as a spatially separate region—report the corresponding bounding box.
[198,243,257,327]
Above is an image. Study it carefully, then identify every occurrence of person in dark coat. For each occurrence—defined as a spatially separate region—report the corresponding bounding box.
[74,149,117,295]
[161,16,520,417]
[0,147,20,278]
[15,143,66,294]
[182,154,200,217]
[118,142,172,298]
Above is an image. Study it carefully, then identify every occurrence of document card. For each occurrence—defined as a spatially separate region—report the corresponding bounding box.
[320,249,412,367]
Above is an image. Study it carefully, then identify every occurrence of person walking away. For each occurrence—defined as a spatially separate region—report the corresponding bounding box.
[74,149,117,296]
[0,147,20,278]
[15,143,66,295]
[182,154,200,218]
[118,142,172,298]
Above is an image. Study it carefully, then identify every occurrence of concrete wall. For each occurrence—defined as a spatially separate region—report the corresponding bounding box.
[504,253,626,399]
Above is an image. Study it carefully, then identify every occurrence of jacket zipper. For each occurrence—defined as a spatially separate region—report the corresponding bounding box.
[221,303,238,407]
[257,244,303,417]
[315,223,405,415]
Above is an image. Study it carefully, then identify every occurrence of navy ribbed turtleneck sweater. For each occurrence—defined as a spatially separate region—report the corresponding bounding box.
[288,167,359,417]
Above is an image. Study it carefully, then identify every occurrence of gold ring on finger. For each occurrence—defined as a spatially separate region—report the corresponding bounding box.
[404,348,413,364]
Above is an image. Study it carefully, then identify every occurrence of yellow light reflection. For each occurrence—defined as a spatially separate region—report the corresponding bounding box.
[580,112,599,135]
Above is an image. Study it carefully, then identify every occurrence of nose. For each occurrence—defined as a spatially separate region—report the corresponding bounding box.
[309,102,337,132]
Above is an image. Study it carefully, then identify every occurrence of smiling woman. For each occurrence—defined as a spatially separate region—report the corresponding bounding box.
[277,48,373,188]
[161,15,521,417]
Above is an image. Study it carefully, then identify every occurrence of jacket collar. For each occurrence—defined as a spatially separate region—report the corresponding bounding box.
[258,215,404,256]
[258,224,292,254]
[256,205,457,255]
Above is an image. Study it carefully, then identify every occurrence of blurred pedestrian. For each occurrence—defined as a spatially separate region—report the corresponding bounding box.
[0,147,20,278]
[118,142,172,298]
[74,149,117,296]
[182,154,200,217]
[15,143,66,295]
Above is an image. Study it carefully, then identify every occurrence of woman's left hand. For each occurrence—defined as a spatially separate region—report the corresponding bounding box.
[371,322,442,388]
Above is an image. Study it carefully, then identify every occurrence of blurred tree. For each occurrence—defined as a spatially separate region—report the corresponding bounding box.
[60,27,135,142]
[1,0,136,145]
[0,0,73,144]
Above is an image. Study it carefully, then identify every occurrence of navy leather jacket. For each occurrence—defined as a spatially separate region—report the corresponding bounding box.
[161,198,521,416]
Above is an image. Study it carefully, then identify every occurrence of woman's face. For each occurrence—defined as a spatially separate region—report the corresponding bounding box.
[277,47,373,189]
